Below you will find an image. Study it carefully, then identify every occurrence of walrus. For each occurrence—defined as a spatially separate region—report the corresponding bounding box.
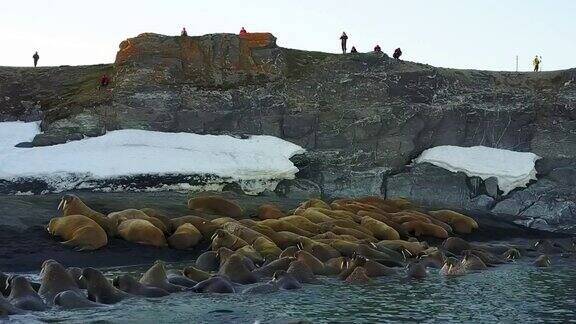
[418,248,446,269]
[376,240,429,256]
[67,267,88,289]
[401,221,448,239]
[323,257,348,275]
[140,208,172,233]
[428,210,478,234]
[287,260,320,284]
[257,204,285,220]
[190,275,235,293]
[0,272,9,296]
[502,248,522,260]
[461,251,487,271]
[221,222,264,244]
[297,238,341,262]
[167,270,197,288]
[0,294,24,315]
[384,197,417,210]
[271,270,302,290]
[313,232,359,242]
[234,245,265,264]
[117,219,167,247]
[440,257,466,276]
[442,237,472,255]
[354,196,401,213]
[211,217,238,227]
[113,275,169,298]
[211,229,248,251]
[139,261,185,293]
[48,215,108,251]
[344,267,372,284]
[357,211,409,238]
[218,254,258,284]
[259,219,313,237]
[293,199,331,214]
[183,266,211,283]
[355,244,405,266]
[322,224,376,241]
[242,282,280,294]
[82,268,129,304]
[534,254,551,268]
[252,237,282,260]
[195,251,220,272]
[187,196,243,219]
[360,216,400,240]
[320,219,374,236]
[39,260,81,304]
[253,257,296,278]
[406,261,427,279]
[298,209,334,224]
[390,212,432,225]
[170,215,219,240]
[307,208,358,223]
[54,290,103,309]
[280,246,299,258]
[108,209,168,233]
[352,255,396,277]
[533,239,565,255]
[168,223,202,250]
[58,194,117,236]
[463,249,505,266]
[279,215,322,234]
[6,276,47,311]
[295,250,326,275]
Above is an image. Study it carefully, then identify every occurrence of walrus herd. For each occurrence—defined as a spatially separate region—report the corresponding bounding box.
[0,194,571,317]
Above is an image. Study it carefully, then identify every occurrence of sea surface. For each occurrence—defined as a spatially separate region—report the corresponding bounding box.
[5,258,576,324]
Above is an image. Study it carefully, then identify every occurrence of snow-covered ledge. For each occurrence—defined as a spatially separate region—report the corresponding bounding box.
[414,145,540,195]
[0,121,305,195]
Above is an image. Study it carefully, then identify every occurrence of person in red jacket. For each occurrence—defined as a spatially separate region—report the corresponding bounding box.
[100,74,110,88]
[239,27,247,35]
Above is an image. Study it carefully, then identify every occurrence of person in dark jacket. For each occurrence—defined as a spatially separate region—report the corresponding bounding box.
[350,46,358,54]
[33,52,39,67]
[393,48,402,59]
[374,45,382,53]
[181,28,188,36]
[340,32,348,54]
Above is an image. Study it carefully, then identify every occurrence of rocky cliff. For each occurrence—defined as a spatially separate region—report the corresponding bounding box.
[1,32,576,232]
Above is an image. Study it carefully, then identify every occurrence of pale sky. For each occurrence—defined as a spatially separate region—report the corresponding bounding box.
[0,0,574,71]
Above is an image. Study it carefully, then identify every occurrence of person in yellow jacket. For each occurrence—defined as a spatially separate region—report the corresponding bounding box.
[533,55,541,72]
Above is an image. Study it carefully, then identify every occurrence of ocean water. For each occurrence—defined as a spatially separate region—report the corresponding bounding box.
[6,258,576,324]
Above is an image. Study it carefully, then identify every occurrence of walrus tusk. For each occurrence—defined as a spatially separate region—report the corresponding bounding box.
[57,199,65,211]
[297,242,303,251]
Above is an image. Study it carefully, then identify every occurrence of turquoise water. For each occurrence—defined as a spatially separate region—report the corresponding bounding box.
[6,258,576,324]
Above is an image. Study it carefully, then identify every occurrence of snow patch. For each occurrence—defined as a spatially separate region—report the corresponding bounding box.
[0,122,305,195]
[414,145,540,195]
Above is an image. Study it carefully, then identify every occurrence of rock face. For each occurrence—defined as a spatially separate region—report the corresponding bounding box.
[1,32,576,232]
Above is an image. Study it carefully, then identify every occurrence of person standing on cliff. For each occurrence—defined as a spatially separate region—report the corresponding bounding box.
[533,55,541,72]
[32,51,39,67]
[239,27,248,35]
[181,28,188,36]
[340,32,348,54]
[393,48,402,59]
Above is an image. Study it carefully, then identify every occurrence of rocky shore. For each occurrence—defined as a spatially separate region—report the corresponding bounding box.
[1,32,576,232]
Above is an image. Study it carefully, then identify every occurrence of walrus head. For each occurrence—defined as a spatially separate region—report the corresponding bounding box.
[57,194,77,211]
[271,270,287,282]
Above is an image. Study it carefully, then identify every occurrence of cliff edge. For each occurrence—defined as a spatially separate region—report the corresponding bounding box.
[1,32,576,231]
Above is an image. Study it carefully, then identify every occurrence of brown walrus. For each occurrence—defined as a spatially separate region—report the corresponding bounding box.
[257,204,285,220]
[211,229,248,251]
[6,276,47,311]
[168,223,202,250]
[48,215,108,251]
[253,257,296,278]
[534,254,551,267]
[195,251,220,272]
[58,194,117,236]
[140,208,172,233]
[401,221,448,239]
[461,251,487,271]
[67,267,88,289]
[139,261,185,293]
[344,266,372,284]
[113,274,169,298]
[117,219,167,247]
[182,266,211,283]
[287,260,320,284]
[54,290,103,309]
[83,268,130,304]
[38,260,81,304]
[190,275,235,293]
[188,196,243,219]
[218,254,258,284]
[170,215,219,240]
[108,209,168,233]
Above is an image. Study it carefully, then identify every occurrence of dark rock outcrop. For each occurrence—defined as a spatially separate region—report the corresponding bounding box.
[1,32,576,232]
